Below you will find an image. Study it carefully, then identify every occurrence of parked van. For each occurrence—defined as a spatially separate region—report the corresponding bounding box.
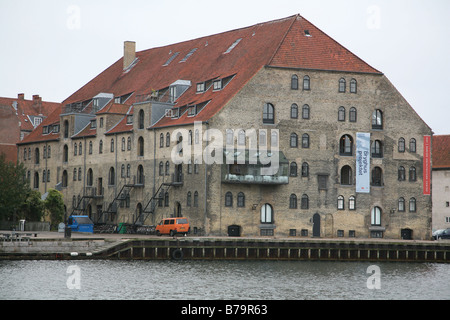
[155,217,190,236]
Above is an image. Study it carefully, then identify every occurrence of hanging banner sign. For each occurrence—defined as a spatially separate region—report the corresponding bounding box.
[423,135,431,195]
[356,132,371,193]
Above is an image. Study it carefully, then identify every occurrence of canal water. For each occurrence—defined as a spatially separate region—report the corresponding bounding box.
[0,260,449,300]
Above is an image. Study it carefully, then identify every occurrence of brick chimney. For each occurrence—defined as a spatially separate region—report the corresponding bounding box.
[32,94,42,114]
[18,93,25,100]
[123,41,136,70]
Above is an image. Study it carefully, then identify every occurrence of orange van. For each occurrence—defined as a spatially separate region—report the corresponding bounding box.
[155,217,190,236]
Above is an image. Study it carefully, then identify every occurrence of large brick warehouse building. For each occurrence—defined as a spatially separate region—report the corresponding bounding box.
[18,14,433,240]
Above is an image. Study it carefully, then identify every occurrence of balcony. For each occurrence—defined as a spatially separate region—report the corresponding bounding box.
[221,151,289,185]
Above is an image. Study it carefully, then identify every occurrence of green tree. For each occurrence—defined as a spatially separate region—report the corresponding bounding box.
[21,190,45,221]
[44,189,64,230]
[0,153,30,221]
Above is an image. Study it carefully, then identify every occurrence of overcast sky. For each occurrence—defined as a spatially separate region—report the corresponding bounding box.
[1,0,449,134]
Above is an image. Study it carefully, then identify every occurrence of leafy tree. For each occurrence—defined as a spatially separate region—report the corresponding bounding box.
[0,153,30,221]
[21,190,45,221]
[44,189,64,230]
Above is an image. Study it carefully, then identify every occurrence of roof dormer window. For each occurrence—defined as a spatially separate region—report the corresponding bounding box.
[224,38,242,54]
[196,82,205,93]
[213,79,222,91]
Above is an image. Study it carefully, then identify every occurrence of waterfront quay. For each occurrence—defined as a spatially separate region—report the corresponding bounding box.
[1,231,450,263]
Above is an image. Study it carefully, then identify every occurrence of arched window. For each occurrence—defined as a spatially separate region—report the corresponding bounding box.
[34,148,40,164]
[398,198,405,212]
[193,191,199,207]
[349,196,356,210]
[271,131,278,148]
[109,167,115,186]
[398,166,406,181]
[350,79,357,93]
[409,198,416,212]
[166,133,170,147]
[79,142,82,155]
[62,170,68,188]
[291,104,298,119]
[138,137,144,156]
[349,107,357,122]
[303,75,310,90]
[43,146,47,159]
[410,138,416,153]
[138,109,145,129]
[99,140,103,154]
[78,167,82,181]
[73,168,77,181]
[301,162,309,177]
[127,164,131,178]
[302,134,310,148]
[372,140,383,158]
[337,195,344,210]
[195,129,199,145]
[42,170,46,183]
[89,141,93,154]
[238,130,245,146]
[290,133,298,148]
[302,104,310,119]
[339,78,346,92]
[338,106,346,121]
[24,148,27,161]
[110,139,114,153]
[63,120,69,139]
[160,133,164,148]
[188,130,193,145]
[291,75,298,90]
[164,192,169,207]
[121,137,126,151]
[121,164,125,178]
[237,192,245,207]
[409,167,417,182]
[263,103,274,124]
[33,172,39,189]
[63,145,68,163]
[289,194,297,209]
[371,207,382,226]
[290,162,298,177]
[187,192,192,207]
[341,165,353,185]
[137,165,144,184]
[47,146,51,158]
[159,162,164,176]
[398,138,405,153]
[87,168,93,186]
[259,130,266,146]
[340,135,353,156]
[225,192,233,207]
[301,194,309,209]
[372,109,383,130]
[127,137,131,150]
[74,143,77,156]
[372,167,383,186]
[261,204,273,224]
[165,161,170,176]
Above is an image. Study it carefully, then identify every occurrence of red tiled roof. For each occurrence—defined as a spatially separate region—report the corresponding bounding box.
[269,15,381,73]
[22,14,382,143]
[433,135,450,169]
[17,107,62,145]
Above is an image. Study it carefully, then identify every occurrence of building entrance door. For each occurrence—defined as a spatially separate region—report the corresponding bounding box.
[313,213,321,237]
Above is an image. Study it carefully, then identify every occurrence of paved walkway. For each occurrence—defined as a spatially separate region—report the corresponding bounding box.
[1,230,445,244]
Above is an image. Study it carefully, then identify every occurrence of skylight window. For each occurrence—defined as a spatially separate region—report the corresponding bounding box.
[224,38,242,54]
[180,48,198,63]
[163,52,180,66]
[304,30,312,37]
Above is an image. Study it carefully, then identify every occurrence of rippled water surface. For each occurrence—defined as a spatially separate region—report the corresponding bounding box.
[1,260,449,300]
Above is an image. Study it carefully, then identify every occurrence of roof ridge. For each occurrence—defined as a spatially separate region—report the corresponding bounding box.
[267,14,299,66]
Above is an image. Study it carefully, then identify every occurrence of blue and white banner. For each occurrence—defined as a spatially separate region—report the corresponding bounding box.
[356,132,371,193]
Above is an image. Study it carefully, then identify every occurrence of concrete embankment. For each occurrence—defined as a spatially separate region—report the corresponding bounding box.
[1,231,450,263]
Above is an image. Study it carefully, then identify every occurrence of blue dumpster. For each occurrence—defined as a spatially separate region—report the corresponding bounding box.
[67,215,94,233]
